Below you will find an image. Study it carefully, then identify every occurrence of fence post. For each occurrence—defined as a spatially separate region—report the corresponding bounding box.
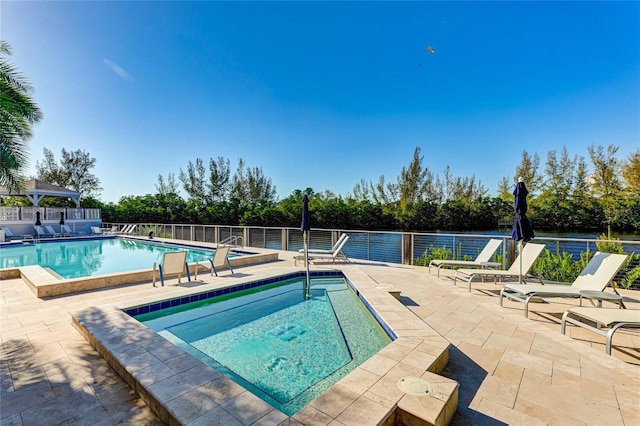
[508,239,516,268]
[402,233,412,265]
[282,229,288,251]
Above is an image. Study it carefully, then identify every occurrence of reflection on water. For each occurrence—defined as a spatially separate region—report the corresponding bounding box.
[0,239,216,279]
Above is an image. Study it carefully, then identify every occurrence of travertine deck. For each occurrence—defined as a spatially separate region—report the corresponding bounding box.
[2,249,639,425]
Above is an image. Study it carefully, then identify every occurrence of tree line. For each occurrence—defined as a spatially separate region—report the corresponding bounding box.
[4,145,638,234]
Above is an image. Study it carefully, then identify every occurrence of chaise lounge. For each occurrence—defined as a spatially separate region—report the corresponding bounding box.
[561,307,640,355]
[1,226,33,241]
[453,242,546,292]
[298,233,349,256]
[429,238,502,278]
[294,234,350,265]
[500,252,629,317]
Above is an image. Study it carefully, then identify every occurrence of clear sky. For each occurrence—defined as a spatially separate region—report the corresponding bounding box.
[3,1,639,203]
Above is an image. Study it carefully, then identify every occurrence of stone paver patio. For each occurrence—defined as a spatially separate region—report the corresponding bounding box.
[2,248,639,425]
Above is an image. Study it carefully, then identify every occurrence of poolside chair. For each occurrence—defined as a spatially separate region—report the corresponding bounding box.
[429,238,502,278]
[1,226,16,241]
[298,233,349,255]
[45,225,63,238]
[33,225,53,238]
[209,245,234,277]
[500,252,629,317]
[59,224,71,237]
[62,224,83,236]
[561,307,640,355]
[153,251,191,287]
[1,226,12,241]
[1,226,34,241]
[453,242,546,292]
[294,234,350,265]
[115,224,134,235]
[102,226,118,235]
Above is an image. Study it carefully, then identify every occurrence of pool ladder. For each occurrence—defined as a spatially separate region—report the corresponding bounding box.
[219,235,243,247]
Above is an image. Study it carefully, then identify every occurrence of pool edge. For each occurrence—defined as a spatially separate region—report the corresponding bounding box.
[4,251,278,298]
[71,267,459,425]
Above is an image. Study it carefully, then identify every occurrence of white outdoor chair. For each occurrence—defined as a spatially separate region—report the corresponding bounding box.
[153,251,191,287]
[210,245,234,277]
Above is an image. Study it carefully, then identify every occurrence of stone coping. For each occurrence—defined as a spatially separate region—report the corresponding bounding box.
[2,242,278,298]
[71,267,459,426]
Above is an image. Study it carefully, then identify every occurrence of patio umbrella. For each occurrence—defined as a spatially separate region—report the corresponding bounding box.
[300,194,310,297]
[35,210,41,226]
[512,179,535,283]
[59,212,65,232]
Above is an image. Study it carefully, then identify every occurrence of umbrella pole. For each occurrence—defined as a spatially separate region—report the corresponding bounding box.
[518,241,523,284]
[304,231,310,299]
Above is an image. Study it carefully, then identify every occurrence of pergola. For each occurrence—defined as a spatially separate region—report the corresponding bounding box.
[0,179,81,207]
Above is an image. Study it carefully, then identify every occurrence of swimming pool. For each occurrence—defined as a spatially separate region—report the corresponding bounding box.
[132,274,392,416]
[0,237,226,279]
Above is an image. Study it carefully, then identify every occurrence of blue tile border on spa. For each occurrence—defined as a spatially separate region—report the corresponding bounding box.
[123,270,344,317]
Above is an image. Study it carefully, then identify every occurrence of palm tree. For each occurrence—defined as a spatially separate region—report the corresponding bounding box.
[0,40,43,192]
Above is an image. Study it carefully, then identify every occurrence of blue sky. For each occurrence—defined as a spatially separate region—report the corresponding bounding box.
[4,1,639,203]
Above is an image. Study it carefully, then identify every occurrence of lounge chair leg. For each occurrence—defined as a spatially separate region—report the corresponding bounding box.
[186,263,191,282]
[561,311,569,335]
[524,295,534,318]
[606,323,629,355]
[210,259,218,277]
[159,265,165,287]
[227,259,234,274]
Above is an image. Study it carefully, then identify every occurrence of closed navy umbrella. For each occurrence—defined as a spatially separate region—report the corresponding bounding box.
[35,210,41,226]
[512,179,534,282]
[512,180,534,242]
[300,194,310,296]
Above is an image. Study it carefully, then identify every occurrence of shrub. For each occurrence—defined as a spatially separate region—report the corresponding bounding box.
[531,249,588,282]
[414,245,453,267]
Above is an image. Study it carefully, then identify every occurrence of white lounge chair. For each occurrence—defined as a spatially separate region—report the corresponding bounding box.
[45,225,63,237]
[298,233,349,255]
[116,224,136,235]
[500,252,629,317]
[62,224,83,236]
[561,307,640,355]
[429,238,502,278]
[102,226,118,235]
[209,245,234,277]
[34,225,53,238]
[0,226,31,241]
[454,243,546,292]
[153,251,191,287]
[294,234,350,265]
[1,226,13,241]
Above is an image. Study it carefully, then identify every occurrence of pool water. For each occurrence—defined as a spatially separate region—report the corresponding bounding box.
[136,277,391,415]
[0,238,222,278]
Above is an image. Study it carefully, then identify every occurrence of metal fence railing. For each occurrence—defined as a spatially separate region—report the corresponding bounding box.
[98,222,640,288]
[102,222,639,261]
